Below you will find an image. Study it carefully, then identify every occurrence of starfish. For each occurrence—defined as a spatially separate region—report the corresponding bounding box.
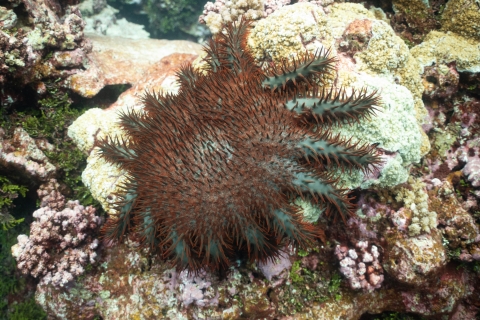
[98,19,381,272]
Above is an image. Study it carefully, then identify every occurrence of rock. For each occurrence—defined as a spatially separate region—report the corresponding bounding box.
[34,242,268,319]
[411,31,480,74]
[0,127,56,183]
[383,229,447,286]
[430,180,480,260]
[68,35,203,98]
[80,1,150,39]
[441,0,480,42]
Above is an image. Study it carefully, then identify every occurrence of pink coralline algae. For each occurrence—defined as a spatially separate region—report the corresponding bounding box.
[177,270,219,308]
[258,250,292,282]
[335,241,384,291]
[11,179,102,287]
[446,140,480,187]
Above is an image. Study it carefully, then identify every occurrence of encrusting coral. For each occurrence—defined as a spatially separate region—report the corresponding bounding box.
[98,19,382,273]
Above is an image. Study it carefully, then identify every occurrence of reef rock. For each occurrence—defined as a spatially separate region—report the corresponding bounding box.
[79,0,150,39]
[383,229,447,287]
[68,35,203,98]
[0,127,56,183]
[0,0,91,108]
[411,31,480,74]
[440,0,480,42]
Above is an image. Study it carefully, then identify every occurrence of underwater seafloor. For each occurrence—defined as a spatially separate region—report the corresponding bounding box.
[1,0,480,319]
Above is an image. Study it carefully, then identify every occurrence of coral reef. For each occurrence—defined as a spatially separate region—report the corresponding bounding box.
[441,0,480,42]
[32,237,476,319]
[247,2,427,187]
[389,0,442,45]
[199,0,264,34]
[98,18,381,272]
[383,228,447,286]
[0,0,91,108]
[411,31,480,74]
[11,179,101,287]
[18,0,480,318]
[393,177,437,236]
[199,0,336,34]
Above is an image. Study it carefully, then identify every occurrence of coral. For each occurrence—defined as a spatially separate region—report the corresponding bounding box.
[393,177,437,236]
[411,30,480,74]
[0,0,91,108]
[263,0,291,17]
[199,0,337,34]
[177,270,218,307]
[335,241,384,291]
[11,179,101,287]
[440,0,480,42]
[390,0,441,45]
[429,180,480,261]
[258,250,291,282]
[199,0,265,33]
[32,231,476,319]
[98,19,381,273]
[422,63,460,100]
[383,229,447,286]
[247,2,428,187]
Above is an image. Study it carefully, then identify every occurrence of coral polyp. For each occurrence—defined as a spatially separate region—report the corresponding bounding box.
[98,19,382,272]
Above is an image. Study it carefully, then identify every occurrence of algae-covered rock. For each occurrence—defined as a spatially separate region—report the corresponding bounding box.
[383,229,447,286]
[441,0,480,42]
[411,30,480,74]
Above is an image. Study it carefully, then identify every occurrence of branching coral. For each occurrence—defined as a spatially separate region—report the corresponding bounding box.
[98,19,381,273]
[394,177,437,236]
[12,179,101,287]
[335,241,384,291]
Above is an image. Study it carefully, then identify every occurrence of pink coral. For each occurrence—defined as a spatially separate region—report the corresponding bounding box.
[12,179,102,287]
[335,241,384,291]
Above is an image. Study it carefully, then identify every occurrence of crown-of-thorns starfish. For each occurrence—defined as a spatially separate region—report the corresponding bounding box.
[98,19,382,272]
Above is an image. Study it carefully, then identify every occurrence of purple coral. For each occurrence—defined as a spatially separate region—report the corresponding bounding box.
[12,179,102,287]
